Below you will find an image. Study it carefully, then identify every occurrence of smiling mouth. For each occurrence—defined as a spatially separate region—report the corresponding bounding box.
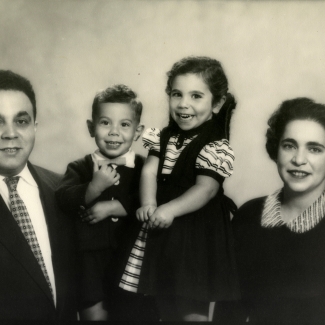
[288,170,310,178]
[177,113,194,120]
[106,141,122,148]
[0,148,20,153]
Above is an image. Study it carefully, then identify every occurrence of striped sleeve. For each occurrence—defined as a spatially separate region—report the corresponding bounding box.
[195,139,235,178]
[142,128,161,153]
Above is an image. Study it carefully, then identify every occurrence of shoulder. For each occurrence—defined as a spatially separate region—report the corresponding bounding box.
[29,163,62,188]
[232,196,266,226]
[64,155,93,175]
[68,154,92,167]
[202,139,234,154]
[135,153,146,165]
[143,128,161,139]
[142,128,162,151]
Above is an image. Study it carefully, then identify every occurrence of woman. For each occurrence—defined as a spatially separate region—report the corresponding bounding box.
[232,98,325,324]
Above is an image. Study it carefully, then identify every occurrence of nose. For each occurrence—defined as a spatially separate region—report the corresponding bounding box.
[108,124,119,136]
[177,96,189,109]
[1,124,18,140]
[291,148,307,166]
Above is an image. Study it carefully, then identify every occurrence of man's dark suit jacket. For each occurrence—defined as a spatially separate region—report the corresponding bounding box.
[0,162,77,320]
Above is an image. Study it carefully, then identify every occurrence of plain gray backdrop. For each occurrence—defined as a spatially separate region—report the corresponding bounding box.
[2,0,325,207]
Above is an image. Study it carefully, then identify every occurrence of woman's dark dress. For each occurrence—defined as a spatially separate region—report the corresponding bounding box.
[232,196,325,324]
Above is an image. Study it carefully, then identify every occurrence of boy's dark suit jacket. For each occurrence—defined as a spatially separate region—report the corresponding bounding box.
[55,154,144,252]
[0,162,77,320]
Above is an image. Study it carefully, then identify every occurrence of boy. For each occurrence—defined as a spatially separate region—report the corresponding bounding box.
[56,85,155,321]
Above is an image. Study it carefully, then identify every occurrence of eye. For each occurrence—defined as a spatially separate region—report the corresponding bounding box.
[171,91,181,98]
[282,143,295,150]
[192,93,202,99]
[99,120,109,126]
[16,119,29,125]
[121,122,131,127]
[309,147,323,154]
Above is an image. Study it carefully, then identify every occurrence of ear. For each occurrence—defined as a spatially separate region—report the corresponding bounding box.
[34,120,38,132]
[87,120,95,137]
[212,96,226,114]
[133,124,144,141]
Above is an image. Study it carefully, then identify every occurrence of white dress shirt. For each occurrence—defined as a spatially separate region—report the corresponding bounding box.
[0,165,57,305]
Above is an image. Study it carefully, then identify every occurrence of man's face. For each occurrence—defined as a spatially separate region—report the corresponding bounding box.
[0,90,37,177]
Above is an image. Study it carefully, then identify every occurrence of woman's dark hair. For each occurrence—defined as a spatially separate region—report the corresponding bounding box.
[92,84,142,123]
[0,70,36,119]
[266,97,325,161]
[165,56,236,139]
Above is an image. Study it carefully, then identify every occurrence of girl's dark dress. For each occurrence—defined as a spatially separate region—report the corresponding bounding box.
[232,189,325,324]
[120,115,240,302]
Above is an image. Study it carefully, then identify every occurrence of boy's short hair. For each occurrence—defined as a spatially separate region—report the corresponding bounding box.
[0,70,37,119]
[92,84,142,123]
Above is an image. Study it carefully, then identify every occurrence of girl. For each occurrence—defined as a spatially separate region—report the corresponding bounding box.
[120,56,240,321]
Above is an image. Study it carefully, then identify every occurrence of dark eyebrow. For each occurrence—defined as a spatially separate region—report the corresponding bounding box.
[190,90,205,95]
[0,111,32,120]
[307,141,325,148]
[16,111,32,119]
[281,138,297,144]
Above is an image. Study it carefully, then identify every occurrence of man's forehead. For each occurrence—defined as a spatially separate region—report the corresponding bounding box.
[0,90,34,119]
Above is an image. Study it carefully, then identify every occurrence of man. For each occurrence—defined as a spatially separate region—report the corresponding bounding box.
[0,70,77,320]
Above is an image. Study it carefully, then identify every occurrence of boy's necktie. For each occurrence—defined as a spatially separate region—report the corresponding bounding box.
[4,176,54,301]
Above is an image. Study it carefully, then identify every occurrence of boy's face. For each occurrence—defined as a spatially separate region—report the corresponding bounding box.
[0,90,37,177]
[87,103,143,159]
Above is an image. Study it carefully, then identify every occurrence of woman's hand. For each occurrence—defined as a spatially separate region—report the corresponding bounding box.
[136,205,157,222]
[149,204,175,229]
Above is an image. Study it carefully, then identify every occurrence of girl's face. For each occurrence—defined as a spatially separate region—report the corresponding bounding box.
[277,119,325,198]
[169,73,221,131]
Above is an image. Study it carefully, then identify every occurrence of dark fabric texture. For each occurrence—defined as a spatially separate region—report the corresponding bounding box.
[232,197,325,324]
[55,154,144,306]
[55,154,144,251]
[0,162,77,320]
[138,116,240,302]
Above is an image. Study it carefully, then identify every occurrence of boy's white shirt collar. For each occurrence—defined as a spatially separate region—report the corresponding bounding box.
[91,149,135,168]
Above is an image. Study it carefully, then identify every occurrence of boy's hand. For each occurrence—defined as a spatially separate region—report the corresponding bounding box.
[136,205,157,222]
[148,204,175,229]
[80,201,112,224]
[90,164,120,193]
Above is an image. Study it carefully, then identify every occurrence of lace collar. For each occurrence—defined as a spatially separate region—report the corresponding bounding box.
[261,188,325,233]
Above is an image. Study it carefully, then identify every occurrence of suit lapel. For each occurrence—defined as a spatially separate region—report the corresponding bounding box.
[27,163,59,306]
[0,195,54,305]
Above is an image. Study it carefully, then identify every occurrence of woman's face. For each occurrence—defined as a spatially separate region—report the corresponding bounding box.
[277,119,325,197]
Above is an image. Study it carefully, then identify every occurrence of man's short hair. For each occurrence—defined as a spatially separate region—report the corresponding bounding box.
[0,70,37,119]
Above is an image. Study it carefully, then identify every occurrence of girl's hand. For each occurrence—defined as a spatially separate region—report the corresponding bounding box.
[149,204,175,229]
[136,205,157,222]
[80,201,112,224]
[90,164,120,193]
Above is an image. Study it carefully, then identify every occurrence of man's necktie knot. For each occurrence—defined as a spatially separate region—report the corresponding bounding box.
[4,176,19,192]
